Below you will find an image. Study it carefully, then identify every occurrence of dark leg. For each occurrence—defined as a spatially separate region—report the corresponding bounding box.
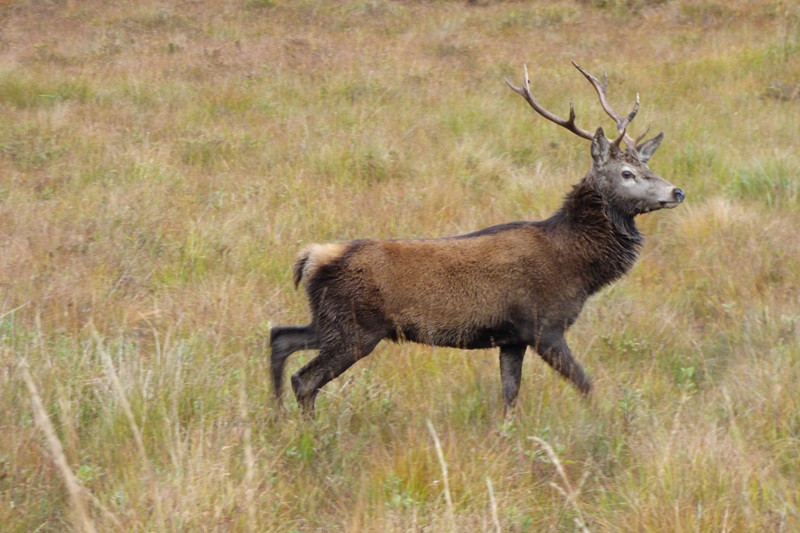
[499,344,526,419]
[535,332,591,395]
[270,325,319,402]
[290,335,381,418]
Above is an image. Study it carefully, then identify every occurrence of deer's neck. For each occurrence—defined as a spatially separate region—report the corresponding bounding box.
[556,179,643,295]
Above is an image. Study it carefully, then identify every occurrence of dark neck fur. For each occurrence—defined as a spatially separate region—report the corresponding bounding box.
[552,177,643,295]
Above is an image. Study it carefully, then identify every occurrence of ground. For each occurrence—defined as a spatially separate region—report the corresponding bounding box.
[0,0,798,531]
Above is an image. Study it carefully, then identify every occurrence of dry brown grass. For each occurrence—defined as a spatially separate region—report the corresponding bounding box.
[0,0,798,531]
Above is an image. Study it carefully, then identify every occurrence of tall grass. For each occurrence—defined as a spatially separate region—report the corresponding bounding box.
[1,0,798,530]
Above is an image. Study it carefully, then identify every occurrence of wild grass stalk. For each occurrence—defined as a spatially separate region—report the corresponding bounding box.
[93,329,166,530]
[529,436,591,533]
[486,476,501,533]
[426,419,456,532]
[239,362,258,532]
[19,357,97,533]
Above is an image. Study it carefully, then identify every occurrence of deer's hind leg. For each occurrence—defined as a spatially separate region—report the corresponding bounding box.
[290,322,384,418]
[270,325,319,403]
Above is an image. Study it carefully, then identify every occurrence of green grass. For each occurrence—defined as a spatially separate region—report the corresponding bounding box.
[1,0,799,531]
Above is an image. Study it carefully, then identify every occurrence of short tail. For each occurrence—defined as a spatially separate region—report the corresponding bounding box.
[292,249,312,289]
[291,243,347,289]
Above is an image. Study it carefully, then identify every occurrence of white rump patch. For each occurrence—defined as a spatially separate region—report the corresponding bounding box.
[300,243,347,279]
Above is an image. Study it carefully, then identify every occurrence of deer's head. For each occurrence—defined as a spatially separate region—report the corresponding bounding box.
[506,63,685,216]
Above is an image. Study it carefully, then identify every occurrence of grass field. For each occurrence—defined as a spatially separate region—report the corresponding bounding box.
[1,0,799,531]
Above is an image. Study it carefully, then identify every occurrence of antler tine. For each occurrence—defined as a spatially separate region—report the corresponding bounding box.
[633,123,651,147]
[612,126,628,148]
[505,64,594,141]
[619,93,640,132]
[572,61,639,148]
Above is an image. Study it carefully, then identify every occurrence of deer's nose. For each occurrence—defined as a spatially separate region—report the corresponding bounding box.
[673,188,685,203]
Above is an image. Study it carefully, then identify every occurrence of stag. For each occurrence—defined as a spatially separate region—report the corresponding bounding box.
[270,62,685,418]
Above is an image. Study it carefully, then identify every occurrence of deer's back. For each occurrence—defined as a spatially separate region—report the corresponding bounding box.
[307,223,586,340]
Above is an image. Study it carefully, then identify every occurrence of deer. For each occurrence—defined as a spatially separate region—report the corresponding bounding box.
[270,62,685,419]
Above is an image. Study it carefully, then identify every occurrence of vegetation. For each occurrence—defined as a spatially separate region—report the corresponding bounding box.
[0,0,798,530]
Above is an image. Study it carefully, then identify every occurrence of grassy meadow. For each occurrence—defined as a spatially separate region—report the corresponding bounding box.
[1,0,799,530]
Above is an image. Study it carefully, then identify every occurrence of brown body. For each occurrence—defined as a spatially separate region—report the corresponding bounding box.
[270,64,685,418]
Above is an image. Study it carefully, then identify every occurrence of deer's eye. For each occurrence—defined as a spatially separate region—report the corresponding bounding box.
[621,170,635,180]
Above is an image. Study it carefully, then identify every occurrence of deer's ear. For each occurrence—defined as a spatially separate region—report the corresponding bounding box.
[591,127,610,167]
[636,132,663,163]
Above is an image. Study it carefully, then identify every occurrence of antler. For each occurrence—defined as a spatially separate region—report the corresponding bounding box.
[506,63,647,149]
[504,64,594,141]
[571,61,640,148]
